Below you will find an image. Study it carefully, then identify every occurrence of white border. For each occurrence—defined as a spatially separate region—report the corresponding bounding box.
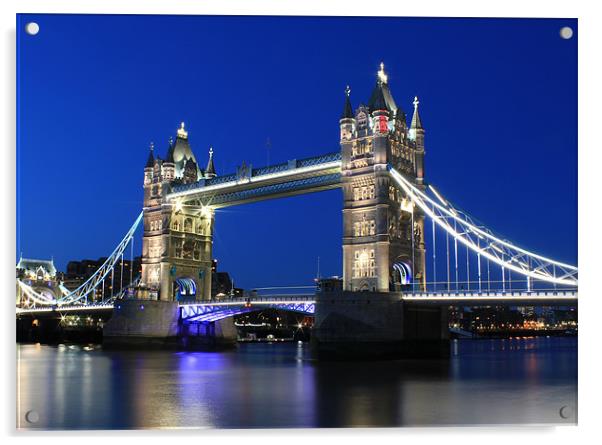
[2,1,601,444]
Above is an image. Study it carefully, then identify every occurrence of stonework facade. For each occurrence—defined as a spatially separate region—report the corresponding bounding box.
[139,125,216,301]
[341,65,427,292]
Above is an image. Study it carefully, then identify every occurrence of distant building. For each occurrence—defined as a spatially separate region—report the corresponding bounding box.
[63,256,142,301]
[211,259,243,299]
[16,257,62,306]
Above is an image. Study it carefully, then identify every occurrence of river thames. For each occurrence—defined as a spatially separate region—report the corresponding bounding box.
[16,337,577,429]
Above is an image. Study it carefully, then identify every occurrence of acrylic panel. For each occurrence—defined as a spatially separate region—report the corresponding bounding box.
[16,14,578,430]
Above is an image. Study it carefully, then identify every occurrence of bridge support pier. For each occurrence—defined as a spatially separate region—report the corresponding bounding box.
[102,299,237,349]
[311,290,449,360]
[401,305,450,358]
[180,319,237,350]
[103,299,181,348]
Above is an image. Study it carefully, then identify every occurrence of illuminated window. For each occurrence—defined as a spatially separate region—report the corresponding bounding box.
[354,184,375,201]
[174,241,183,258]
[352,249,376,278]
[172,219,180,231]
[356,219,375,237]
[150,220,162,231]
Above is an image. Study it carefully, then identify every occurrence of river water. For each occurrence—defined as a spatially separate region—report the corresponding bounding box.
[16,337,577,429]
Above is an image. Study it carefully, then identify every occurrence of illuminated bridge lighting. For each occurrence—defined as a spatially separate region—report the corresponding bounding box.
[180,299,316,323]
[16,152,577,313]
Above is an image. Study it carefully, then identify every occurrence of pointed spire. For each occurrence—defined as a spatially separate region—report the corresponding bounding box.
[206,146,216,178]
[411,96,424,130]
[369,62,395,114]
[377,62,388,84]
[165,137,175,163]
[145,142,155,168]
[177,121,188,139]
[341,85,354,119]
[369,84,388,113]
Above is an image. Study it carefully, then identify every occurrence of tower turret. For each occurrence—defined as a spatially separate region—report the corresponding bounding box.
[144,142,154,185]
[162,137,176,182]
[205,147,216,178]
[368,63,393,137]
[409,96,425,182]
[339,86,355,143]
[170,122,202,180]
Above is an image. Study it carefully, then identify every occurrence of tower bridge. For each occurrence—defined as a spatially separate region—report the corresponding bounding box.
[16,63,578,358]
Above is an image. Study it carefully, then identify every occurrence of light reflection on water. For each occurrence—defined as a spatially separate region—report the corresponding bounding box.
[17,337,577,429]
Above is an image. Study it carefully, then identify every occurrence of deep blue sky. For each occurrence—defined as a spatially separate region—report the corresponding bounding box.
[16,15,577,288]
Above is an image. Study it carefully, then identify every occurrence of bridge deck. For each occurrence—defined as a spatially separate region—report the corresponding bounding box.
[400,290,577,307]
[16,290,577,316]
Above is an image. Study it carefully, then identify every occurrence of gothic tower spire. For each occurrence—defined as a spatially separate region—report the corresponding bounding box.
[341,85,354,119]
[206,146,216,178]
[410,96,424,131]
[165,136,175,163]
[368,62,398,114]
[410,96,426,184]
[145,142,155,168]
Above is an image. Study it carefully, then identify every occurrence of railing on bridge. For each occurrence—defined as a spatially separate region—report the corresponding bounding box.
[16,156,578,312]
[168,152,342,202]
[180,296,316,323]
[16,214,142,308]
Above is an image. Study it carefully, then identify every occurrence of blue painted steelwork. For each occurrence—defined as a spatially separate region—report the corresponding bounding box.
[171,152,341,195]
[251,161,290,177]
[297,152,341,167]
[180,301,316,322]
[202,173,341,206]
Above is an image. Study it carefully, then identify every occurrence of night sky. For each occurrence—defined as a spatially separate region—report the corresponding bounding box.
[16,15,577,289]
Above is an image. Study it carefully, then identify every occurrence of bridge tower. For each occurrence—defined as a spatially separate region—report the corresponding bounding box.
[341,64,426,292]
[139,124,215,302]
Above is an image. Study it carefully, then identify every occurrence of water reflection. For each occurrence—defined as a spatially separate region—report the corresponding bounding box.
[17,337,577,429]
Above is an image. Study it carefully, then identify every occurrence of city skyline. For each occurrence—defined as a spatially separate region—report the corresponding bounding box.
[17,14,577,289]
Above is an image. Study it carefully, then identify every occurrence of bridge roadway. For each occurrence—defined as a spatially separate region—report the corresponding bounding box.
[16,290,577,319]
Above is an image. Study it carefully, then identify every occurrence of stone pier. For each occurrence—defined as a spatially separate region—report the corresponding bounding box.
[103,299,236,349]
[311,289,449,360]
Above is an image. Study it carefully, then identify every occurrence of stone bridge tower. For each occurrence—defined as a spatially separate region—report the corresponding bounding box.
[139,123,216,302]
[341,64,426,292]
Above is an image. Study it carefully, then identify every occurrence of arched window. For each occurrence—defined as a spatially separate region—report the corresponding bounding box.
[184,218,193,232]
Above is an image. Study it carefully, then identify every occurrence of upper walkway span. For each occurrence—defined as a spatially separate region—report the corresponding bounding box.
[167,152,342,207]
